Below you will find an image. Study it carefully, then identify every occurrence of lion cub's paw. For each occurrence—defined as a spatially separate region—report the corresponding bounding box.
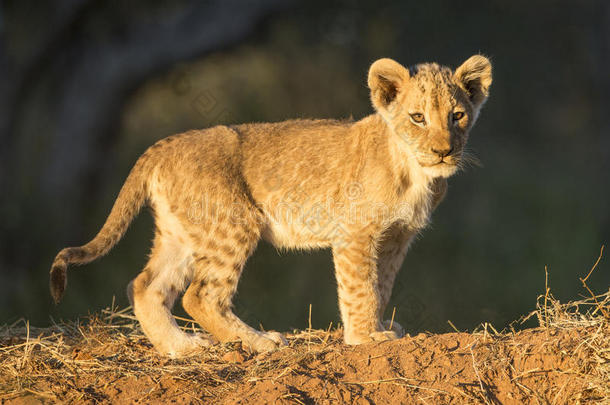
[164,333,214,359]
[382,320,406,338]
[241,331,287,354]
[369,330,401,342]
[345,329,401,345]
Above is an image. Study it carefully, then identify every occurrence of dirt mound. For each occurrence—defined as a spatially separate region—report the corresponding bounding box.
[223,326,608,404]
[1,290,608,404]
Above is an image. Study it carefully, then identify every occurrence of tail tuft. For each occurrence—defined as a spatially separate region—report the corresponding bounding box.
[50,254,68,304]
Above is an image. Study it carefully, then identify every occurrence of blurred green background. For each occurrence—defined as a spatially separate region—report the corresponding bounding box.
[1,0,608,334]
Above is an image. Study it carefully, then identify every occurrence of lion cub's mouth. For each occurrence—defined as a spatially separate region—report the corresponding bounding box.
[420,157,461,178]
[419,157,459,168]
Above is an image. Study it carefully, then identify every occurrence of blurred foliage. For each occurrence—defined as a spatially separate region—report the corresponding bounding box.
[2,0,608,334]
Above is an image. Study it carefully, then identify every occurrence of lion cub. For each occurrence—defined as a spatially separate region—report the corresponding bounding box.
[50,55,492,357]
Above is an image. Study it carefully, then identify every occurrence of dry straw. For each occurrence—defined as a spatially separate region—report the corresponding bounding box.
[1,249,608,403]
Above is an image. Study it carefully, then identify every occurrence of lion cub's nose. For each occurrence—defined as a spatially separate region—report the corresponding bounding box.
[431,146,454,158]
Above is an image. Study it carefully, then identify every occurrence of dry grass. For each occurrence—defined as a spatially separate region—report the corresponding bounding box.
[1,252,608,403]
[0,302,346,403]
[528,248,610,403]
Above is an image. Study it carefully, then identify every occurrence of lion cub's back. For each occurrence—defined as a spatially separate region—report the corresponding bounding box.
[234,118,356,194]
[141,119,355,219]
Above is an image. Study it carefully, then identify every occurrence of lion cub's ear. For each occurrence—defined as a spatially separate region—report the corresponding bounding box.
[454,55,492,110]
[368,58,409,112]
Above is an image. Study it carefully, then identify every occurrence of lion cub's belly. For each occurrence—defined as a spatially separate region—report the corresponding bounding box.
[261,215,334,249]
[259,194,432,250]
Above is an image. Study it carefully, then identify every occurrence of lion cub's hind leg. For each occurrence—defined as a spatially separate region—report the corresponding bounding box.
[182,220,287,353]
[130,232,212,358]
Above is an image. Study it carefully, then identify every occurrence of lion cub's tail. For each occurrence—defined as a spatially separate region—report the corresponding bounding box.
[50,158,149,304]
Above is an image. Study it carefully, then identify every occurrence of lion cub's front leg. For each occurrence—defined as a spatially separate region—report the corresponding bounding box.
[332,233,400,344]
[376,226,416,337]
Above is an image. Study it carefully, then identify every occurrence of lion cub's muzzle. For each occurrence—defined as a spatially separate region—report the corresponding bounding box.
[419,148,461,167]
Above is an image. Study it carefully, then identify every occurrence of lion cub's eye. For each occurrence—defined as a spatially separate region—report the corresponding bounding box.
[452,111,465,121]
[410,113,425,124]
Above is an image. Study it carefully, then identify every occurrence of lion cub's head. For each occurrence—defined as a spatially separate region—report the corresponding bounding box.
[368,55,492,178]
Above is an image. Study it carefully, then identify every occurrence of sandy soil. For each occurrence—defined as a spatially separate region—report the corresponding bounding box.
[1,293,608,404]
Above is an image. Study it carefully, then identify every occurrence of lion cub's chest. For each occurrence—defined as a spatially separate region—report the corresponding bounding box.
[397,180,434,231]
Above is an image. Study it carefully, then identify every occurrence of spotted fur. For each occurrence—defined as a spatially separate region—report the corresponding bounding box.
[50,55,492,357]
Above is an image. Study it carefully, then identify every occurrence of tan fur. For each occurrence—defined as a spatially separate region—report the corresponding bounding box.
[50,55,492,357]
